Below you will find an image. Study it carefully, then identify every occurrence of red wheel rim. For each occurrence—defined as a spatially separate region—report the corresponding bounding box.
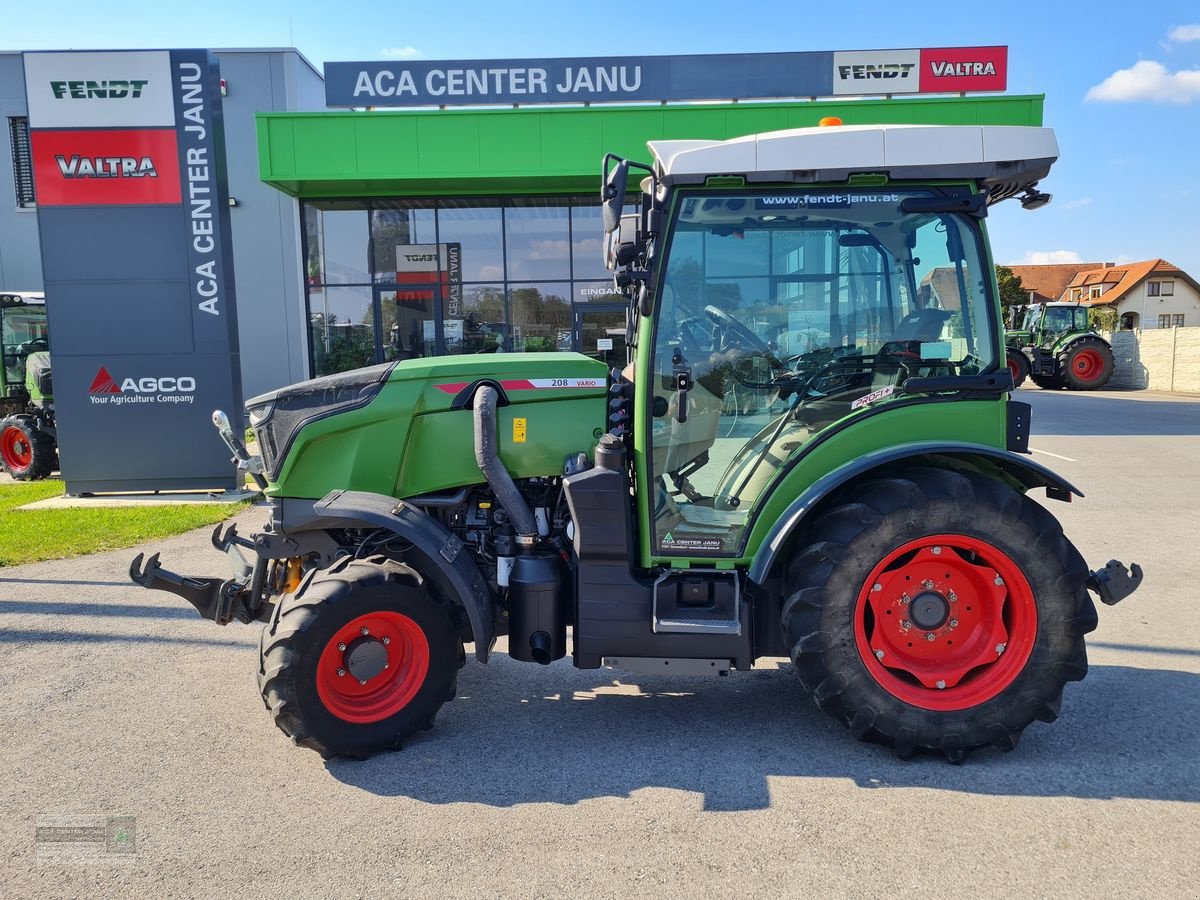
[854,534,1037,711]
[316,611,430,723]
[1071,348,1104,382]
[1006,357,1021,381]
[0,425,32,471]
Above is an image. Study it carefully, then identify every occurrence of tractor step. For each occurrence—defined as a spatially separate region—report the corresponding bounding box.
[652,569,742,635]
[602,656,732,676]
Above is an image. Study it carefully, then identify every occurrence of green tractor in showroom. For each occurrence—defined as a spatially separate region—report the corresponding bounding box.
[0,292,58,480]
[1004,302,1115,390]
[131,122,1141,762]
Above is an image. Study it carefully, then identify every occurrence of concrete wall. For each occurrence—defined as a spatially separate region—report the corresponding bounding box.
[1107,327,1200,393]
[0,53,44,291]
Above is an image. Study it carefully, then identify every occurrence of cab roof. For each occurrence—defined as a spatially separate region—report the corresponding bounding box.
[648,123,1058,203]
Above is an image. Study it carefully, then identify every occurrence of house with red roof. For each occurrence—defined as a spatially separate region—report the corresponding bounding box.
[1061,259,1200,330]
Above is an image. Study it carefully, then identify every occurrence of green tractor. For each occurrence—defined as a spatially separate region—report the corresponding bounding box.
[131,123,1141,762]
[0,292,58,480]
[1005,302,1115,390]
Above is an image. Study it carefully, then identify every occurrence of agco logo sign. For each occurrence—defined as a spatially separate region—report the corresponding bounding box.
[50,79,150,100]
[88,366,197,406]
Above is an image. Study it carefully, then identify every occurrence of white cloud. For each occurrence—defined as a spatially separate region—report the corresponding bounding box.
[1167,24,1200,42]
[381,46,423,59]
[1021,250,1084,265]
[1085,60,1200,104]
[1061,197,1093,210]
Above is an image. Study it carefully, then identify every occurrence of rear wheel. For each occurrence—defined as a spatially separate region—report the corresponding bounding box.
[0,415,55,480]
[258,556,462,758]
[781,467,1096,761]
[1059,339,1113,390]
[1005,349,1030,388]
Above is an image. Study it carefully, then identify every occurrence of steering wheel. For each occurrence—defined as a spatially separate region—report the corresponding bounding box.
[704,304,771,356]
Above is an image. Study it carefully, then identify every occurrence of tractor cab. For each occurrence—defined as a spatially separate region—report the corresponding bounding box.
[0,292,49,401]
[602,123,1057,559]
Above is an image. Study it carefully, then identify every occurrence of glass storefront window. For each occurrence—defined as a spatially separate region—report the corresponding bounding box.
[372,201,437,284]
[569,200,609,281]
[508,283,572,352]
[448,284,506,354]
[308,285,375,377]
[301,196,644,375]
[505,199,570,281]
[437,200,504,282]
[305,200,369,284]
[380,285,438,360]
[574,280,625,304]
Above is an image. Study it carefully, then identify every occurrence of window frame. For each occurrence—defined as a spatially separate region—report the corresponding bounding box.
[8,117,36,209]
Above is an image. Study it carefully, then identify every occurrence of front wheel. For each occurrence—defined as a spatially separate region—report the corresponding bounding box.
[1005,349,1030,388]
[781,467,1097,761]
[0,415,56,480]
[258,556,462,758]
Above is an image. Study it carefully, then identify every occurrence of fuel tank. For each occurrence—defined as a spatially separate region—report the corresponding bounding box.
[249,352,608,500]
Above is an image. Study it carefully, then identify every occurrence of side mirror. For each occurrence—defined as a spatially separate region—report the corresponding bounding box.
[602,156,629,234]
[638,283,655,318]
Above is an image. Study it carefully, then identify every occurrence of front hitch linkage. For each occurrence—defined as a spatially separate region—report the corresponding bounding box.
[1087,559,1144,606]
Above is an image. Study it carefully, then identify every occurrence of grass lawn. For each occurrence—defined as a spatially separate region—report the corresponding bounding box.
[0,481,249,567]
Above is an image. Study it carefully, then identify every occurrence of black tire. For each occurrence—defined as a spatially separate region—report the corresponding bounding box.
[1005,349,1030,388]
[258,555,463,759]
[1058,338,1114,391]
[781,467,1097,761]
[1029,372,1063,390]
[0,415,56,480]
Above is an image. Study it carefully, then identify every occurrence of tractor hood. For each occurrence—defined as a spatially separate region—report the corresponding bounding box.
[247,352,609,498]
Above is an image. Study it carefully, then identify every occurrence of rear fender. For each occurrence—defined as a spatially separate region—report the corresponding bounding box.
[278,490,496,661]
[748,441,1082,585]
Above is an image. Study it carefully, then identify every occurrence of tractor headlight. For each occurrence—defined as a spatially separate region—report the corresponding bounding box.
[243,362,395,480]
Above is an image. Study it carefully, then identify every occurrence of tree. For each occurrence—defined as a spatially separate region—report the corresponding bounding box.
[995,266,1027,313]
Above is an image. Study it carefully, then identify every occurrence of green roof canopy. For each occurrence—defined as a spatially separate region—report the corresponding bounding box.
[257,94,1044,198]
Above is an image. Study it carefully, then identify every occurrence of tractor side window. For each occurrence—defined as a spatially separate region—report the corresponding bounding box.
[647,190,997,558]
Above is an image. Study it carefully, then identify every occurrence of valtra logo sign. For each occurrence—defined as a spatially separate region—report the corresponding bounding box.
[918,47,1007,93]
[31,128,181,205]
[89,367,197,406]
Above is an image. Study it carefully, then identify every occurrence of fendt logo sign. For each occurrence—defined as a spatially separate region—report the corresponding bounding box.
[88,367,197,406]
[50,79,150,99]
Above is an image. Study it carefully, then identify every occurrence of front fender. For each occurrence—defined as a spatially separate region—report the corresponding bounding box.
[278,490,496,661]
[747,441,1082,585]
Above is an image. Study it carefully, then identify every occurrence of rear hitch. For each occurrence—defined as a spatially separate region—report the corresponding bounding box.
[1087,559,1144,606]
[129,552,253,625]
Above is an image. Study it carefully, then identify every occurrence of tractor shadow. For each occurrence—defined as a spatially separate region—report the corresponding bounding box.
[327,660,1200,811]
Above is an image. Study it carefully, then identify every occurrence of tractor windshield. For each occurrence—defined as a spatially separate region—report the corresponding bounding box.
[1,303,48,390]
[646,188,997,558]
[1021,306,1042,331]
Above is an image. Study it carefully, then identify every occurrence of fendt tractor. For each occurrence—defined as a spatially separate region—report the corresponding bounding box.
[132,121,1142,762]
[1005,302,1115,390]
[0,292,57,480]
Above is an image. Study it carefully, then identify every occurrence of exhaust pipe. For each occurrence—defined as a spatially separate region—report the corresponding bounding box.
[472,384,538,541]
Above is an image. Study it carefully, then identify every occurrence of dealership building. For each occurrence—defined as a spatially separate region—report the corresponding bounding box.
[1,45,1038,402]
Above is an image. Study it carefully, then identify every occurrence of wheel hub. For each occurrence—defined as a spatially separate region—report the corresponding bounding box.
[344,636,388,682]
[909,590,950,630]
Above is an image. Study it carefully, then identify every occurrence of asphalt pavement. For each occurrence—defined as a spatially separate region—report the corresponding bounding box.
[1,387,1197,898]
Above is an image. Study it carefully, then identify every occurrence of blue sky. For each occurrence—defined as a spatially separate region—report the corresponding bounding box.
[8,0,1200,275]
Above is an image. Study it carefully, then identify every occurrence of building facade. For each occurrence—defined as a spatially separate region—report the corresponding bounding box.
[0,48,324,400]
[3,46,1043,397]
